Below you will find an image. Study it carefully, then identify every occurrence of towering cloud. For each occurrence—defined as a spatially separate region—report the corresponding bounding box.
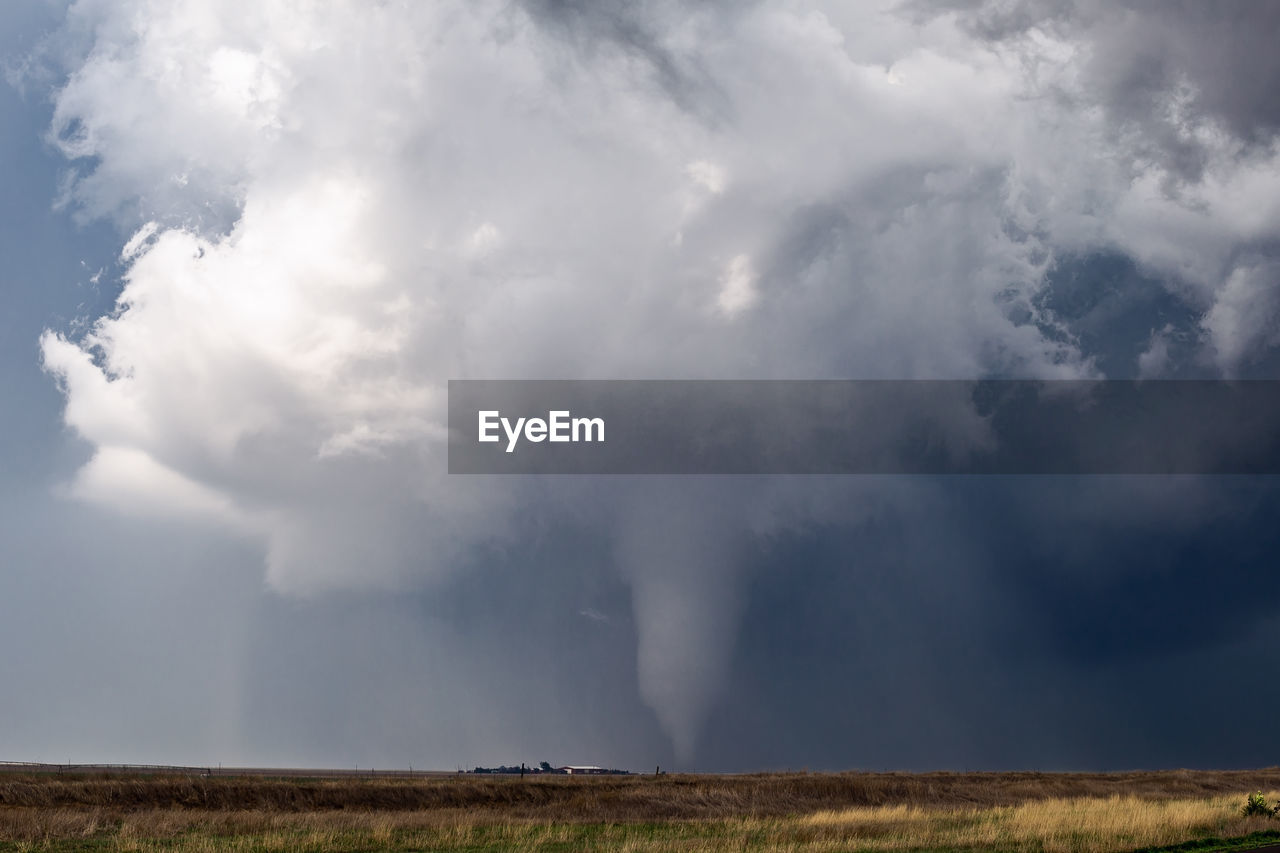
[33,0,1280,757]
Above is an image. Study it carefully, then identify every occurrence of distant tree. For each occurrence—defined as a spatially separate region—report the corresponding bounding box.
[539,761,552,772]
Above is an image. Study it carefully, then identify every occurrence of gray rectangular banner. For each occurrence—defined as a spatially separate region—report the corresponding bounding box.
[447,380,1280,475]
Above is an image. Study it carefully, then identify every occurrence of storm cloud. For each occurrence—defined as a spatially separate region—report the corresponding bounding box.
[3,0,1278,768]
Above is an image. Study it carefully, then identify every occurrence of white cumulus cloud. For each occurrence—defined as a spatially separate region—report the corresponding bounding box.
[32,0,1280,756]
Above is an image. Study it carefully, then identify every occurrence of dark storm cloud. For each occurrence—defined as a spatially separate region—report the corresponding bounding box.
[14,0,1280,774]
[906,0,1280,373]
[696,476,1280,771]
[906,0,1078,41]
[912,0,1280,181]
[968,478,1280,663]
[515,0,737,123]
[1094,2,1280,147]
[236,518,679,770]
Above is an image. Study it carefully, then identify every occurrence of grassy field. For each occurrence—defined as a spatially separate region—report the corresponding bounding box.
[1,769,1278,852]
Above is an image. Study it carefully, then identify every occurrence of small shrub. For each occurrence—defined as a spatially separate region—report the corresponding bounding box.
[1242,791,1277,817]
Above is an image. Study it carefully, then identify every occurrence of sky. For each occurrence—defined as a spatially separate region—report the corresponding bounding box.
[1,0,1279,771]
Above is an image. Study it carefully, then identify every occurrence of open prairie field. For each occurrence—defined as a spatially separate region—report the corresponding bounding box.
[2,769,1279,852]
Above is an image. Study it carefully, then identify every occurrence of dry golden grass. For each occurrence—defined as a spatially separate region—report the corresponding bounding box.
[798,792,1280,852]
[5,768,1280,816]
[1,770,1278,851]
